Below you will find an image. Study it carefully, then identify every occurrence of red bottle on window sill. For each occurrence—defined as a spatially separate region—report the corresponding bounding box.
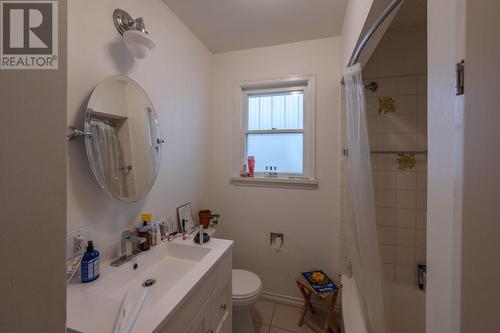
[247,156,255,177]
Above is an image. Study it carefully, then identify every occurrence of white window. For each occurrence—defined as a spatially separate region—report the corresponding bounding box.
[233,75,317,188]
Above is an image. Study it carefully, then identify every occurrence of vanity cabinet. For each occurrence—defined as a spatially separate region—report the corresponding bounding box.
[209,282,231,333]
[185,282,230,333]
[184,309,207,333]
[156,250,232,333]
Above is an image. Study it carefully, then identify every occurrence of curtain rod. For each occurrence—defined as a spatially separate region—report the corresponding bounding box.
[370,150,427,155]
[347,0,404,67]
[343,149,427,156]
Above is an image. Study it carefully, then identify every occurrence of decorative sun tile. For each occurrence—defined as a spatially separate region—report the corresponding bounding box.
[397,153,416,170]
[378,97,396,114]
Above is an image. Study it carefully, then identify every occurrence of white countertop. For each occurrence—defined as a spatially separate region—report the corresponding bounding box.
[67,232,233,333]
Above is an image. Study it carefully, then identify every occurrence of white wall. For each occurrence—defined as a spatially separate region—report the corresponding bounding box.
[362,25,427,78]
[427,0,464,332]
[67,0,212,259]
[0,1,67,331]
[208,37,342,298]
[461,0,500,331]
[353,0,403,68]
[341,0,374,67]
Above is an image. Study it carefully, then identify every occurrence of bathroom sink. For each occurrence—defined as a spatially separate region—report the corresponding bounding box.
[86,242,211,303]
[67,237,232,333]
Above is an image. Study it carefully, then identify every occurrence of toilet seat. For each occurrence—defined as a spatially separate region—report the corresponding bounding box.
[232,269,262,306]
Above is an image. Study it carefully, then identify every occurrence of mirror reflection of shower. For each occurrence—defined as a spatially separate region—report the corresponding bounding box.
[88,116,136,198]
[84,76,163,202]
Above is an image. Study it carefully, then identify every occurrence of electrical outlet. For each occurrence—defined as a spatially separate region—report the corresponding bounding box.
[74,235,86,256]
[66,226,91,259]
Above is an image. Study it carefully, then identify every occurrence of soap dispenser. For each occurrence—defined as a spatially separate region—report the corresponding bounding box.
[81,241,100,283]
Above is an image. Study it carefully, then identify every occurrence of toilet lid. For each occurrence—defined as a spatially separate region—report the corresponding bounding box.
[232,269,262,299]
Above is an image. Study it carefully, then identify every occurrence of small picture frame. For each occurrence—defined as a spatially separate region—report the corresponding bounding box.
[177,203,196,234]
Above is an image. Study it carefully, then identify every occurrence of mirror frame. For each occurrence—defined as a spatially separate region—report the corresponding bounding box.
[83,75,162,203]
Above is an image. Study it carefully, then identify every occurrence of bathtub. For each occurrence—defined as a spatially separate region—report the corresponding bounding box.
[341,275,369,333]
[341,276,426,333]
[388,282,425,333]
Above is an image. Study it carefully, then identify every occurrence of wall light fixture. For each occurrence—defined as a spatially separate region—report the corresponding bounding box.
[113,9,155,59]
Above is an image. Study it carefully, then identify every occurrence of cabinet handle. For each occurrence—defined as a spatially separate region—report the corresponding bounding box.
[220,303,227,311]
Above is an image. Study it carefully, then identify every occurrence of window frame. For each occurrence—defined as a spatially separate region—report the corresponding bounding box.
[233,74,317,186]
[243,87,306,176]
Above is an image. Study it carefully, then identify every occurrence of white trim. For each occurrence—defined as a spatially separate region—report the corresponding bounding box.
[230,176,318,190]
[245,86,305,95]
[261,291,304,307]
[240,76,312,91]
[233,74,317,185]
[261,291,342,313]
[246,129,303,135]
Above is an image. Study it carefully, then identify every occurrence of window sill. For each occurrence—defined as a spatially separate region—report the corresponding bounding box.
[230,176,318,190]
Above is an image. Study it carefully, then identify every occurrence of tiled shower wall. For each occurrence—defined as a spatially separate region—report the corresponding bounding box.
[340,74,427,286]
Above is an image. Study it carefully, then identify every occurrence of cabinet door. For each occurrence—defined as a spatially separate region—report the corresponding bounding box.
[184,307,209,333]
[216,314,231,333]
[209,282,231,333]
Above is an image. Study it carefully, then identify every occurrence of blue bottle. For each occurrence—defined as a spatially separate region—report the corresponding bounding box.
[81,240,100,283]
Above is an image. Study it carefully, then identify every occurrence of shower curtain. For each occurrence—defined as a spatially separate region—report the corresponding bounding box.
[344,64,391,333]
[89,120,123,196]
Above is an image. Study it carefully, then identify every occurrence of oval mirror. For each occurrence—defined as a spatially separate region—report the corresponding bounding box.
[84,75,162,202]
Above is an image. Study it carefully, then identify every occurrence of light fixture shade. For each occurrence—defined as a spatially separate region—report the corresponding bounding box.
[122,30,155,59]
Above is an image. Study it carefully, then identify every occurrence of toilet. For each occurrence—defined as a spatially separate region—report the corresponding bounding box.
[232,269,262,333]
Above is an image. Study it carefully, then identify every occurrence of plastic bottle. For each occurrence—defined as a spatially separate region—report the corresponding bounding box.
[247,156,255,177]
[155,224,161,244]
[81,241,100,283]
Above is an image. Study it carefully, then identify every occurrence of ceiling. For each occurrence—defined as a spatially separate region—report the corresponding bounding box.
[163,0,349,54]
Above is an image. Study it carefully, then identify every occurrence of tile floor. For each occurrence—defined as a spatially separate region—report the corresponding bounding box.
[251,299,338,333]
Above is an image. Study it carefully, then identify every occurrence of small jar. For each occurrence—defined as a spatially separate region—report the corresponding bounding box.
[240,164,248,177]
[138,231,151,251]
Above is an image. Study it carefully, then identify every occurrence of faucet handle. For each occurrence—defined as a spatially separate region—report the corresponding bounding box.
[121,230,130,256]
[121,230,146,244]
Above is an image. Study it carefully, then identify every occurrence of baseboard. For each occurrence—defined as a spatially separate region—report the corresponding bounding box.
[261,290,343,314]
[261,291,305,307]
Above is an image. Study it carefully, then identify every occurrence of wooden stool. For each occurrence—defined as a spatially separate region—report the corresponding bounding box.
[296,276,342,333]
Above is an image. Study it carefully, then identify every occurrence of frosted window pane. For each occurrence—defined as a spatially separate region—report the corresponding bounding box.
[248,97,260,130]
[248,92,303,130]
[246,133,303,174]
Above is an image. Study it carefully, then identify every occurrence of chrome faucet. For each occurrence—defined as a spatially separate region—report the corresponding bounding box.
[121,230,146,256]
[110,230,146,267]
